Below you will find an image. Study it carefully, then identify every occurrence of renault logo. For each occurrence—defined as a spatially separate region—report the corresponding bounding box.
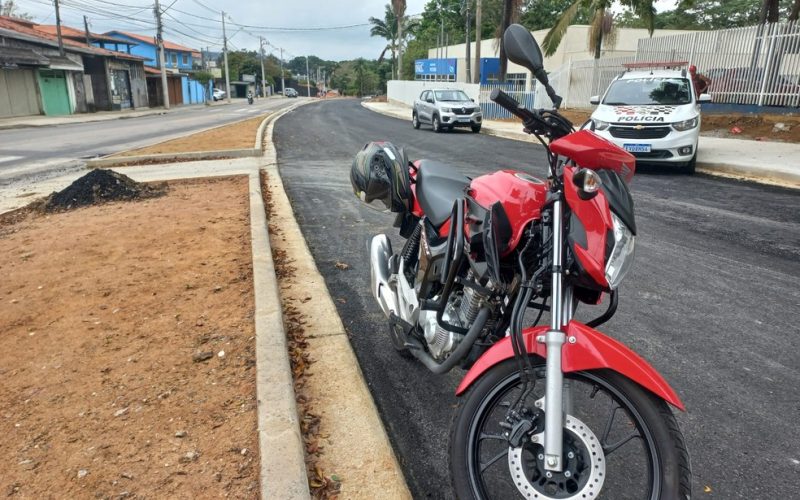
[461,108,466,114]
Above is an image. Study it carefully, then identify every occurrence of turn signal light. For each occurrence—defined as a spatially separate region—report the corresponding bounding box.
[573,168,602,200]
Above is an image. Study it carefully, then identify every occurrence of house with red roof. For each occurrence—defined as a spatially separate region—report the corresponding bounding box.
[0,16,149,118]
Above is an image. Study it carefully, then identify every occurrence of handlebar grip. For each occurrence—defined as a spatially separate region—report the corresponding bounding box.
[490,88,526,120]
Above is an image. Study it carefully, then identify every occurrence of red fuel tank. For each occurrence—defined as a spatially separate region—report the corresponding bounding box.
[469,170,548,254]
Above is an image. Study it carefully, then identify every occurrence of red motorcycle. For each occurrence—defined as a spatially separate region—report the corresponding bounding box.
[350,25,691,499]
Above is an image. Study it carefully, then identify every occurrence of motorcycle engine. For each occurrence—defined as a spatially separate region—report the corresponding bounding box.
[420,272,486,360]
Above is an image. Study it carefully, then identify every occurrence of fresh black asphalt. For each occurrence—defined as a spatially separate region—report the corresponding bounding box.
[274,99,800,499]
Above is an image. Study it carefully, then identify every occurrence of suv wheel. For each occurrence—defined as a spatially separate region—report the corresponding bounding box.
[683,153,697,175]
[412,112,420,129]
[471,124,482,133]
[432,115,442,133]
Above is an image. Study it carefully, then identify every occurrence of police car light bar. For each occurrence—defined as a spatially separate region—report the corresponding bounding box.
[622,61,689,71]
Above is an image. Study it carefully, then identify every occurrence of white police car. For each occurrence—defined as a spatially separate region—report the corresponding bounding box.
[590,68,711,174]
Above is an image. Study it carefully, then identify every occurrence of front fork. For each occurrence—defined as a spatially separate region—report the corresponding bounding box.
[541,197,574,472]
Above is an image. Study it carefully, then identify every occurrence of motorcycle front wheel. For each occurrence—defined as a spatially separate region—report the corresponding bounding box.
[450,358,691,500]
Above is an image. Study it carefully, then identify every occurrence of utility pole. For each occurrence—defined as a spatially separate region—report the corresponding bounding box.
[465,1,471,83]
[153,0,169,109]
[259,37,266,97]
[474,0,482,83]
[305,56,311,97]
[83,15,91,47]
[54,0,65,56]
[222,11,231,103]
[280,47,285,95]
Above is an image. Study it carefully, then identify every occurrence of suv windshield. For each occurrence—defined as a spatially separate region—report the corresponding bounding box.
[434,90,470,102]
[603,77,692,105]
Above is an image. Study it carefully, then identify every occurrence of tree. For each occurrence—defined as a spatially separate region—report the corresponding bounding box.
[542,0,654,59]
[1,0,32,19]
[519,0,590,31]
[393,0,407,79]
[369,3,418,79]
[498,0,523,80]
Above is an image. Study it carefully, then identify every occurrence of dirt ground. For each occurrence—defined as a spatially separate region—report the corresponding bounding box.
[115,115,269,157]
[0,177,260,498]
[556,109,800,143]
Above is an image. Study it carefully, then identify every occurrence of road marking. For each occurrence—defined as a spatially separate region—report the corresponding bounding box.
[246,109,258,113]
[0,156,23,164]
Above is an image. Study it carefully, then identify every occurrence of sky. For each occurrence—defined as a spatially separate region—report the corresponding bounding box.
[17,0,678,62]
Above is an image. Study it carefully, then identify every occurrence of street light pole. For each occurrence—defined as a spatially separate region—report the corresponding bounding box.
[259,37,266,97]
[280,48,285,95]
[222,11,231,103]
[305,55,311,97]
[154,0,169,109]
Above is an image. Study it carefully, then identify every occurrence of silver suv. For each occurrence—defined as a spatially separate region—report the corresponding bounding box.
[413,89,482,133]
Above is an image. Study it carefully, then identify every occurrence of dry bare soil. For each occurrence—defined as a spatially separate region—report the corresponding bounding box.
[0,177,259,498]
[115,115,269,157]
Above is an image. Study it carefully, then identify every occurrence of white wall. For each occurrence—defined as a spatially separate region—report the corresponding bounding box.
[429,25,700,82]
[387,80,481,107]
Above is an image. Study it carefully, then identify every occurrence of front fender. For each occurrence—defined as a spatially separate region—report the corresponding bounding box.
[456,320,685,411]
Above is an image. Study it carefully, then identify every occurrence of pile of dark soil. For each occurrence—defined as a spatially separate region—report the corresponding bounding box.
[45,169,167,212]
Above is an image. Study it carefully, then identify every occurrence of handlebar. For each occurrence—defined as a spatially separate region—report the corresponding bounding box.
[490,89,573,141]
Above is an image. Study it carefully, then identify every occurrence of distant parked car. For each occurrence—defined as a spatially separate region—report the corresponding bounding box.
[412,89,482,133]
[212,88,226,101]
[709,67,800,106]
[284,88,298,98]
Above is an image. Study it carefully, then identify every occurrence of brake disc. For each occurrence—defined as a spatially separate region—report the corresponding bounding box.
[507,412,606,500]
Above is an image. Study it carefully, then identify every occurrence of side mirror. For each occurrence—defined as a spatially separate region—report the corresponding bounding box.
[698,94,712,103]
[470,98,475,102]
[590,95,600,105]
[503,24,544,75]
[427,97,434,104]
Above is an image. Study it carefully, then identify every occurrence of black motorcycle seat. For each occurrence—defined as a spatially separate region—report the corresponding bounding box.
[416,159,470,227]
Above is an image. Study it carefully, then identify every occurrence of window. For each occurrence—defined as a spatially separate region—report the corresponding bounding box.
[603,78,692,106]
[171,53,177,66]
[420,91,429,101]
[182,54,188,65]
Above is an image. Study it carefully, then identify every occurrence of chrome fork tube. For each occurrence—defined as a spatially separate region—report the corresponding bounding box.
[543,198,566,472]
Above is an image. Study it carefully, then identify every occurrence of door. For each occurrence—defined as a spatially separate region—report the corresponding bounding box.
[419,91,431,122]
[37,70,72,116]
[0,69,40,118]
[111,69,132,109]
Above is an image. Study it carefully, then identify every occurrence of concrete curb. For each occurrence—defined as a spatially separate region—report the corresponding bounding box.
[258,99,411,498]
[696,161,800,189]
[361,101,798,189]
[249,170,311,500]
[253,102,317,500]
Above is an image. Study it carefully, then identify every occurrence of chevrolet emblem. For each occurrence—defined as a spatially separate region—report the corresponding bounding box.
[633,124,645,130]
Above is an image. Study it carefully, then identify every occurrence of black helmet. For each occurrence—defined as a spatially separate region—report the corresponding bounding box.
[350,141,410,212]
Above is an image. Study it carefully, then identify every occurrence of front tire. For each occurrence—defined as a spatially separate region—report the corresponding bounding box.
[450,358,691,500]
[432,114,442,133]
[412,112,421,129]
[683,153,697,175]
[471,124,482,133]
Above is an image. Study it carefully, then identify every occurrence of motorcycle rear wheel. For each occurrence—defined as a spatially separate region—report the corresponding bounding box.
[450,358,691,500]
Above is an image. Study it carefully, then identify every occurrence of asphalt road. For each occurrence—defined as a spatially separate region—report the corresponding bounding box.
[274,99,800,499]
[0,97,299,187]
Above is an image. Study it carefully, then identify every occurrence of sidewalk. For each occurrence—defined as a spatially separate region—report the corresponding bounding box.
[0,100,232,130]
[363,101,800,188]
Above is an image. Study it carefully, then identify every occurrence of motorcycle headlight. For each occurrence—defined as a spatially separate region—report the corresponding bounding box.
[672,117,699,131]
[605,213,635,289]
[593,119,610,131]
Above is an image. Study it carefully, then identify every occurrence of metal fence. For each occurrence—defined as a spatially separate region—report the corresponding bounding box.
[637,20,800,107]
[479,81,535,119]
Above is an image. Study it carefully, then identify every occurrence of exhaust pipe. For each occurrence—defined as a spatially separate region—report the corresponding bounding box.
[369,234,397,318]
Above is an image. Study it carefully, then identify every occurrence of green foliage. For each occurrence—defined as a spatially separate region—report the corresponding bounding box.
[519,0,590,31]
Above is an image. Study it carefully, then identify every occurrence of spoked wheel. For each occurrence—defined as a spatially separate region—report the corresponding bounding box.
[412,113,421,129]
[451,359,691,500]
[433,115,443,133]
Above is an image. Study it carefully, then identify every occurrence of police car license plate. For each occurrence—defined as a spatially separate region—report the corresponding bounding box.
[623,144,651,153]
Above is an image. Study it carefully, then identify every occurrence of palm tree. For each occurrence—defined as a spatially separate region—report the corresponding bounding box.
[393,0,407,79]
[542,1,653,59]
[498,0,523,81]
[369,3,418,80]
